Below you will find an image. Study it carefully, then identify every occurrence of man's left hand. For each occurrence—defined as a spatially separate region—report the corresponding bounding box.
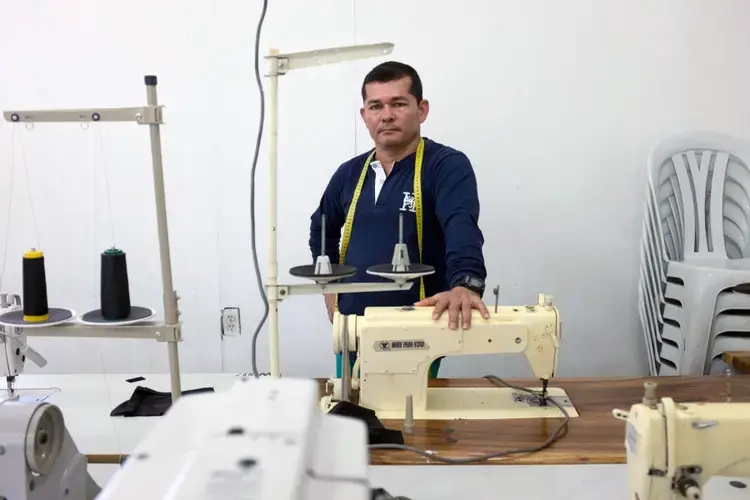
[414,287,490,330]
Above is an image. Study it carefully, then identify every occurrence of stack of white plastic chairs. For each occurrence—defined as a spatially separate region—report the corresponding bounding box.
[639,131,750,376]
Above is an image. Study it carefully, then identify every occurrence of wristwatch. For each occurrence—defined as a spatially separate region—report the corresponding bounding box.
[453,275,485,297]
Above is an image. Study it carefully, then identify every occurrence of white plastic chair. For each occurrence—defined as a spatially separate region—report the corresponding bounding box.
[639,131,750,374]
[701,286,750,371]
[640,185,686,374]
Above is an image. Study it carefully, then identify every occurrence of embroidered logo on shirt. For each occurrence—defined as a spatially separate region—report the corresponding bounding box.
[400,192,416,212]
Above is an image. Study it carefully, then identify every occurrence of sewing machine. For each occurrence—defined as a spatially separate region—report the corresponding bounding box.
[320,293,579,421]
[613,381,750,500]
[96,377,381,499]
[3,375,749,499]
[0,396,101,499]
[0,293,48,398]
[0,377,411,499]
[1,298,93,499]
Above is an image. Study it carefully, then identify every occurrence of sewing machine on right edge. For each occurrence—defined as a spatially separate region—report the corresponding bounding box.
[320,293,580,421]
[613,381,750,500]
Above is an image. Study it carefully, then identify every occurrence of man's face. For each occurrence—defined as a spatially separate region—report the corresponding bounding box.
[360,76,429,149]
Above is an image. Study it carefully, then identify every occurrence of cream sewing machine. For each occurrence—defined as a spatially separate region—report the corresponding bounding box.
[320,293,579,421]
[613,381,750,500]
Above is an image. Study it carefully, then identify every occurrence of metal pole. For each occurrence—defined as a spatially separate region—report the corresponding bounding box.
[341,315,350,402]
[267,51,281,377]
[321,214,326,257]
[144,75,182,401]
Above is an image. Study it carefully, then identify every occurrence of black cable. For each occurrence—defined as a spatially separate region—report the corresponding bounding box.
[367,375,570,464]
[250,0,269,379]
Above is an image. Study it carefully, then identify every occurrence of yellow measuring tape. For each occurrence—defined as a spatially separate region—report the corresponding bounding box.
[334,138,426,311]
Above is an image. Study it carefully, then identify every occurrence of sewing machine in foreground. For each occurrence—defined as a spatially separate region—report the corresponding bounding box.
[0,397,102,499]
[2,377,750,499]
[614,381,750,500]
[0,378,408,499]
[320,293,580,421]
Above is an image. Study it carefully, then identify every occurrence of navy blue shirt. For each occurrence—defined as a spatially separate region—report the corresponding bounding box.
[309,137,486,315]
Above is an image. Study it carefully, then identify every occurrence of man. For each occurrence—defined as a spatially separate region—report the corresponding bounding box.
[309,61,489,378]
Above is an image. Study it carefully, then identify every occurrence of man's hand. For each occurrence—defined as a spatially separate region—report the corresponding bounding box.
[324,293,335,323]
[414,287,490,330]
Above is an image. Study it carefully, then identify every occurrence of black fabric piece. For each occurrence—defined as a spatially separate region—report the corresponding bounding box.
[328,401,404,445]
[110,386,214,417]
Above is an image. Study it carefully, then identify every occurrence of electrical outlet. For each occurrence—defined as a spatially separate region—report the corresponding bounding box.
[221,307,241,337]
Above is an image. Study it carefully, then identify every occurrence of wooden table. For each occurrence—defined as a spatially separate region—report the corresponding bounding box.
[368,375,750,465]
[18,373,748,468]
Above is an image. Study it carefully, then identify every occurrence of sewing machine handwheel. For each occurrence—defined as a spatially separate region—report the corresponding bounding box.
[366,263,435,282]
[289,264,357,283]
[26,403,65,475]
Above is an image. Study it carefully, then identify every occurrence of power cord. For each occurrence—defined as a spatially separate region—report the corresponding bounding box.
[249,0,269,379]
[367,375,570,464]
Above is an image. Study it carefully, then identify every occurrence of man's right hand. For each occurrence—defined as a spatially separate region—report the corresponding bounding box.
[324,293,335,323]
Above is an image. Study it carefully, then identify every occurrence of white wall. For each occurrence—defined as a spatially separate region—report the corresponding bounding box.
[1,0,749,378]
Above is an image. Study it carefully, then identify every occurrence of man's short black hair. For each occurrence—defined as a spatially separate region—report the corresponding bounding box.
[361,61,423,102]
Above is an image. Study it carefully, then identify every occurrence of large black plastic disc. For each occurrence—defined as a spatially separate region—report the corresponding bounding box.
[80,305,155,325]
[289,263,357,282]
[0,307,74,328]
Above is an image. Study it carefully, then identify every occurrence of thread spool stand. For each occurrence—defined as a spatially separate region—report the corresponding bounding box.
[263,42,435,378]
[366,212,435,283]
[1,75,183,402]
[78,248,156,326]
[289,214,357,284]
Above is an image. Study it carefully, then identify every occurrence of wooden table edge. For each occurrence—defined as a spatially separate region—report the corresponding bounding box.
[84,375,750,467]
[85,453,628,466]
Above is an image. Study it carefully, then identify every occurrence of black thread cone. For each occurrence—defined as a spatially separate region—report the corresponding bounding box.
[101,248,131,320]
[22,249,49,322]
